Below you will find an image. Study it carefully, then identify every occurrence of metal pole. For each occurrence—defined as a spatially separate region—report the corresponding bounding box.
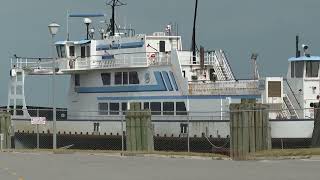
[51,34,57,150]
[36,124,39,149]
[187,111,190,153]
[37,109,40,149]
[220,97,223,121]
[121,112,124,155]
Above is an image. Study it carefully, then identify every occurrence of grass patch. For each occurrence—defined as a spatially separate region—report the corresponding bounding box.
[253,148,320,157]
[2,149,228,159]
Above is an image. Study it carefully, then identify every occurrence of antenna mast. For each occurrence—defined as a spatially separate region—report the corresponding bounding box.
[107,0,126,36]
[191,0,199,64]
[251,53,259,80]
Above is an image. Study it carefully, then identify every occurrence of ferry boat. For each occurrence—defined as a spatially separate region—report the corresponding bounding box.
[7,1,316,141]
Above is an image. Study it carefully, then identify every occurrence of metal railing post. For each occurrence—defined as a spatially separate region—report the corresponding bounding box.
[36,109,40,149]
[121,112,124,155]
[187,111,190,153]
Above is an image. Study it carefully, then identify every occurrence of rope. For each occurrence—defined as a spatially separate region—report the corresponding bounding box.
[205,135,229,149]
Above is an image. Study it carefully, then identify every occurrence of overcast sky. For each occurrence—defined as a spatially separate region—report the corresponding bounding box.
[1,0,320,107]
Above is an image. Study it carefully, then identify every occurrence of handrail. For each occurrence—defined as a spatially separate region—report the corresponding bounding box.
[215,52,228,80]
[284,79,302,109]
[219,50,235,80]
[283,93,299,118]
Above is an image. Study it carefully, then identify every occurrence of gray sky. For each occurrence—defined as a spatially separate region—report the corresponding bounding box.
[1,0,320,107]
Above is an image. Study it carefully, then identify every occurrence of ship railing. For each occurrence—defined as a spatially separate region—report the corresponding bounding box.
[178,51,222,65]
[188,80,259,95]
[10,57,58,75]
[281,100,291,119]
[59,52,171,71]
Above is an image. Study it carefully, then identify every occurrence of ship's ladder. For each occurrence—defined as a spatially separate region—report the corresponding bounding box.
[7,67,30,118]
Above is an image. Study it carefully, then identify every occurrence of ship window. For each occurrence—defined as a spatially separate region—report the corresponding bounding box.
[115,72,123,85]
[159,41,166,52]
[182,70,186,78]
[295,61,304,78]
[129,71,139,84]
[98,103,108,115]
[110,103,119,115]
[56,45,66,58]
[69,46,75,56]
[121,102,127,115]
[291,62,294,78]
[75,74,80,86]
[60,46,66,58]
[123,72,128,85]
[163,102,174,115]
[268,81,281,97]
[56,46,61,57]
[180,123,188,134]
[150,102,161,115]
[144,102,150,110]
[86,46,91,57]
[81,46,86,58]
[306,61,319,77]
[101,73,111,85]
[176,102,187,115]
[93,122,100,132]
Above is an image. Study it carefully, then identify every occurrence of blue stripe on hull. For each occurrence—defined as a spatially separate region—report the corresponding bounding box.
[97,95,260,101]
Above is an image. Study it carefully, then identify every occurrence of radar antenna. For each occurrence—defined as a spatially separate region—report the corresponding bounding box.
[106,0,126,36]
[251,53,260,80]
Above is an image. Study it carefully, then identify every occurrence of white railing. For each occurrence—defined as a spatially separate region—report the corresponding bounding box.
[283,94,299,118]
[178,50,235,81]
[188,80,259,95]
[10,52,172,73]
[214,50,235,80]
[281,98,291,119]
[62,52,171,71]
[11,58,54,74]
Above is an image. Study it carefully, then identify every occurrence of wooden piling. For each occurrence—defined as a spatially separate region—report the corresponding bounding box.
[126,103,154,152]
[0,112,12,149]
[230,100,271,160]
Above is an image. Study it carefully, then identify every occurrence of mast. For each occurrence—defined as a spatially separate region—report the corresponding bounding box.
[107,0,126,36]
[191,0,199,64]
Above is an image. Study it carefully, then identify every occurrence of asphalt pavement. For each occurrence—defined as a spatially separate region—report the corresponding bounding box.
[0,151,319,180]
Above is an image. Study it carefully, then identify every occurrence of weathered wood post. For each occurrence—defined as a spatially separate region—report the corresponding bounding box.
[311,103,320,147]
[0,112,12,150]
[230,100,271,160]
[126,103,154,152]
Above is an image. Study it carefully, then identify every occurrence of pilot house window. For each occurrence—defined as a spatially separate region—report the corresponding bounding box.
[81,46,86,58]
[294,61,304,78]
[69,46,75,57]
[306,61,319,78]
[56,45,66,58]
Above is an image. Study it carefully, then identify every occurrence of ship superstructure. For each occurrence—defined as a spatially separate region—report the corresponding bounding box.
[6,2,317,140]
